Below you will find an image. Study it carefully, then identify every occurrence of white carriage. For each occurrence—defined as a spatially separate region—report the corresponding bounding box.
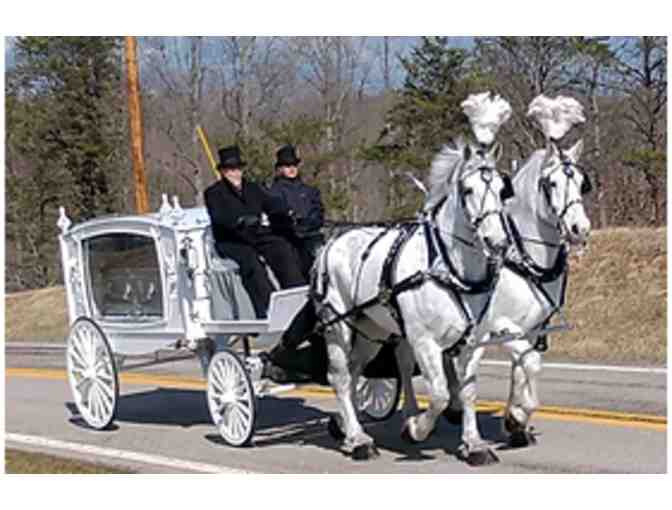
[58,196,400,446]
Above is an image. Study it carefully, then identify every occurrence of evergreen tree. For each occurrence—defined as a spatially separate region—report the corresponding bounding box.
[361,37,484,217]
[6,36,128,290]
[9,36,127,219]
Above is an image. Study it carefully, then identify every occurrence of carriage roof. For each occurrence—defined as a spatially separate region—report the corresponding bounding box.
[59,199,211,239]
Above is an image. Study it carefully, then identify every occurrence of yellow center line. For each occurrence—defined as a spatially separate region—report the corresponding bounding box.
[7,367,666,432]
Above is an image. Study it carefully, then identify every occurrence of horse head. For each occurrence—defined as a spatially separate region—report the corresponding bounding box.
[455,140,513,258]
[538,139,592,245]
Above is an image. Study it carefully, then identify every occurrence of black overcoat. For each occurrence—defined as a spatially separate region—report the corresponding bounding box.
[204,177,291,246]
[269,176,324,239]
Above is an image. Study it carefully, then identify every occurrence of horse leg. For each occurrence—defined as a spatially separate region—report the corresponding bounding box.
[401,336,449,443]
[455,344,499,466]
[395,338,420,421]
[502,339,541,448]
[325,323,379,460]
[348,336,383,415]
[442,351,464,426]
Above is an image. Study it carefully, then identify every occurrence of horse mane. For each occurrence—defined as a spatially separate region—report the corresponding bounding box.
[424,138,465,212]
[511,148,547,213]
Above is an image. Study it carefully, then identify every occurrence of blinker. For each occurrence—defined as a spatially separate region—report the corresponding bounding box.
[581,174,593,195]
[501,175,515,201]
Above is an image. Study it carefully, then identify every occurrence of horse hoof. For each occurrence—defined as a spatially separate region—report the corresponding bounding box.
[400,424,420,444]
[327,416,345,441]
[352,443,379,461]
[442,408,463,426]
[509,429,537,449]
[457,444,499,466]
[467,448,499,466]
[504,415,517,434]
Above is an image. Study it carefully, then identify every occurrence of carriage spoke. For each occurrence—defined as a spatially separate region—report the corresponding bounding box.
[207,350,256,446]
[221,402,234,427]
[81,327,95,366]
[69,344,88,370]
[89,384,101,421]
[67,320,118,429]
[234,379,249,398]
[76,375,92,397]
[213,367,228,395]
[96,370,113,384]
[94,354,110,373]
[96,384,112,416]
[232,409,244,439]
[234,401,250,421]
[96,378,114,403]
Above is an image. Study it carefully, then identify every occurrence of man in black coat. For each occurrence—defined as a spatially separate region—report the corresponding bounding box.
[269,144,325,277]
[204,145,325,383]
[204,145,304,319]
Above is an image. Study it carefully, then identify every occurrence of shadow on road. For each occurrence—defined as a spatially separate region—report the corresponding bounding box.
[66,389,509,463]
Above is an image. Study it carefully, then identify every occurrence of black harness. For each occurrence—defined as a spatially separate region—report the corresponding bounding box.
[505,215,570,352]
[312,210,503,355]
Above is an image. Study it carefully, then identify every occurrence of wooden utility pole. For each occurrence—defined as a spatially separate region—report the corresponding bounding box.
[125,36,150,214]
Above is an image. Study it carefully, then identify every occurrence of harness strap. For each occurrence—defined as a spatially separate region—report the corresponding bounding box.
[378,223,421,337]
[505,215,571,351]
[507,215,568,284]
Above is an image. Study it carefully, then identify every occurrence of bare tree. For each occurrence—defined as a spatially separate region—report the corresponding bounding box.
[214,37,294,140]
[289,37,377,220]
[475,37,585,158]
[573,37,616,229]
[141,36,210,205]
[612,36,667,225]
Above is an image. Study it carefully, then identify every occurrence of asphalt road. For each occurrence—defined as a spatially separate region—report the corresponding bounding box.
[5,347,668,474]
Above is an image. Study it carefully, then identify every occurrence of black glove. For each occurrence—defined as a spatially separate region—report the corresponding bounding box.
[269,211,294,231]
[236,214,260,230]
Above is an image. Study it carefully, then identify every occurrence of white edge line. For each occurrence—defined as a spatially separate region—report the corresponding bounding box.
[482,360,667,375]
[6,433,256,474]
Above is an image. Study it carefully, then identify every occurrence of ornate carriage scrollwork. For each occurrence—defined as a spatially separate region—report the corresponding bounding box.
[67,249,87,318]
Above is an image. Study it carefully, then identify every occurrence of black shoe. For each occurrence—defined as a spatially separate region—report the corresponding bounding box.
[260,352,311,383]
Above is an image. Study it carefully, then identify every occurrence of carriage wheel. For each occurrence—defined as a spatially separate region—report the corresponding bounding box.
[66,318,119,430]
[207,349,256,446]
[355,377,401,422]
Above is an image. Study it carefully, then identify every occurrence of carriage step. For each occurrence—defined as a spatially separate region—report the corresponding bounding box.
[254,381,296,397]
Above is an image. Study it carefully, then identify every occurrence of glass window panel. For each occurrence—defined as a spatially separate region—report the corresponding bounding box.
[84,233,163,318]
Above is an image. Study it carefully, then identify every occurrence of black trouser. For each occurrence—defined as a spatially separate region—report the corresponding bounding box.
[215,235,304,318]
[216,236,322,376]
[292,235,324,278]
[216,241,272,319]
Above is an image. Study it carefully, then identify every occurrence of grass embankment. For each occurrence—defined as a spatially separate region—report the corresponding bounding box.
[557,227,666,365]
[5,228,667,365]
[5,449,135,474]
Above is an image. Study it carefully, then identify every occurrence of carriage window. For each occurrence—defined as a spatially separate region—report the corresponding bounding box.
[84,233,163,318]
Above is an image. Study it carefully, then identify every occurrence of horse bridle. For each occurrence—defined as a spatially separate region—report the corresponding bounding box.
[539,155,591,235]
[458,164,512,232]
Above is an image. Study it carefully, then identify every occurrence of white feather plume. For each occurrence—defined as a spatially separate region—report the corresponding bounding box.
[461,92,512,145]
[527,95,585,141]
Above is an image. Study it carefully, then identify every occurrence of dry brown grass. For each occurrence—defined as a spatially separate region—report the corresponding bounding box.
[553,227,667,365]
[5,286,70,343]
[4,228,667,364]
[5,448,135,474]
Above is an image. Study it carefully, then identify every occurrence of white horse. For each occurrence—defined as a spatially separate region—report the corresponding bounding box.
[313,138,512,460]
[437,138,592,462]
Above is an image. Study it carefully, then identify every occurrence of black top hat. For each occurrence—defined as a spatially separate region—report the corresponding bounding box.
[275,144,301,167]
[217,145,246,170]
